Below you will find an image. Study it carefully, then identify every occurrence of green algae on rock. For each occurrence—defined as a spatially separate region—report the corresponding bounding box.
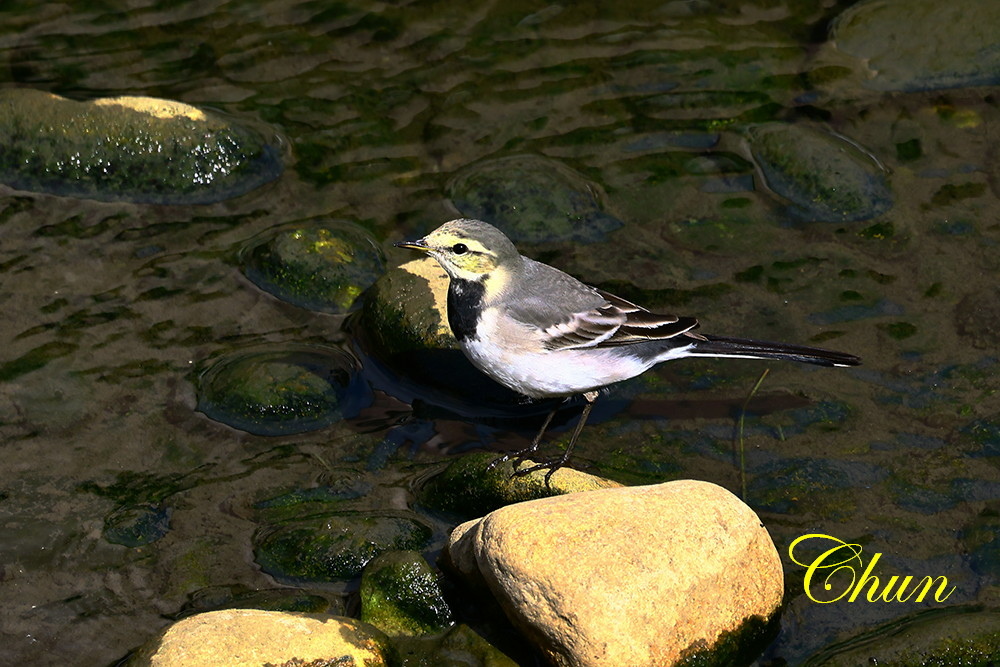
[195,344,369,436]
[252,480,372,524]
[360,550,453,637]
[747,456,884,521]
[745,122,892,223]
[253,511,433,583]
[241,221,384,314]
[420,452,622,519]
[0,89,282,204]
[447,154,623,244]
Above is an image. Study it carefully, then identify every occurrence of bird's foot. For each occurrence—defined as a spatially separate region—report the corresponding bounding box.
[485,446,536,474]
[507,450,572,489]
[486,405,564,486]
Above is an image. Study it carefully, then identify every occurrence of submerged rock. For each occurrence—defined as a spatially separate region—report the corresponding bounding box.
[961,506,1000,579]
[829,0,1000,92]
[126,609,393,666]
[103,503,171,547]
[445,480,782,666]
[0,89,282,204]
[253,511,433,583]
[252,479,372,524]
[241,221,384,314]
[955,287,1000,350]
[447,154,623,244]
[746,122,892,223]
[360,550,453,637]
[195,344,369,436]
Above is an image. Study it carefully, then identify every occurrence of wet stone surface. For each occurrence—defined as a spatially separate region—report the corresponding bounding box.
[745,122,893,223]
[0,89,282,204]
[103,503,172,548]
[241,221,385,314]
[446,154,624,244]
[195,344,371,436]
[828,0,1000,93]
[253,512,433,583]
[359,550,454,637]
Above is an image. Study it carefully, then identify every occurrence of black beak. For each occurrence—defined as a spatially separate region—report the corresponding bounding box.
[393,238,431,251]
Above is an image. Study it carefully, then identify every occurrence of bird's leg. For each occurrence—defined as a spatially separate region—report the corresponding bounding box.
[510,391,598,486]
[487,404,559,472]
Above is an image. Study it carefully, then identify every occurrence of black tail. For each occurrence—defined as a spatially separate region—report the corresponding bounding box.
[689,334,861,368]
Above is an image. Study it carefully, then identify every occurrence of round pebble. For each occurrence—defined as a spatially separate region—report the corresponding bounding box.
[195,344,369,436]
[241,221,385,313]
[447,154,623,244]
[746,122,892,222]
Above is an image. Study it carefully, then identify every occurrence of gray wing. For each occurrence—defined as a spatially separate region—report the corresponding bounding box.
[503,258,700,351]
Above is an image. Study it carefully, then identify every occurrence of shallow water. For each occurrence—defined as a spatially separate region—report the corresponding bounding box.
[2,0,1000,664]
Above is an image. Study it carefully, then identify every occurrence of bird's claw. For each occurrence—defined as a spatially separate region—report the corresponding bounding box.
[500,452,570,489]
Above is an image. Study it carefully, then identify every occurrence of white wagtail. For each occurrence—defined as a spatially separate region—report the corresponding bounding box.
[395,218,860,482]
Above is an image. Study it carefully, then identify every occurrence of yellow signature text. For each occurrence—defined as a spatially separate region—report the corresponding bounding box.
[788,533,956,604]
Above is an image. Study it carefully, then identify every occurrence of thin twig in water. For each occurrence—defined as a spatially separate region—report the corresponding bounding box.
[737,368,769,501]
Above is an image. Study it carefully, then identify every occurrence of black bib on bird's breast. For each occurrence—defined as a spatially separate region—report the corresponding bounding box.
[447,278,485,342]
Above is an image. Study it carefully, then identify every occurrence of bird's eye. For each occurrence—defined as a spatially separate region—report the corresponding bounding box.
[452,243,469,255]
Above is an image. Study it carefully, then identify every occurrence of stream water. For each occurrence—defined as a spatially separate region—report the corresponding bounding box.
[2,1,1000,664]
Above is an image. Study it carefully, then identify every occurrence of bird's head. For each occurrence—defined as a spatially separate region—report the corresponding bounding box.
[394,219,522,288]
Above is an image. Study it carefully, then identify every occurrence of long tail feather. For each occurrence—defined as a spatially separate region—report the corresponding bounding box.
[688,334,861,368]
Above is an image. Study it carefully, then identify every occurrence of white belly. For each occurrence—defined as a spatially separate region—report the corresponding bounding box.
[460,307,661,398]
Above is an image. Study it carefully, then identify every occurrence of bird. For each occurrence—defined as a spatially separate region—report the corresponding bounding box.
[395,218,860,483]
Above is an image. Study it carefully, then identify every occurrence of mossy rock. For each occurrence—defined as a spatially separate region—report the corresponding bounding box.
[0,88,282,204]
[241,221,385,314]
[103,502,171,547]
[446,154,623,244]
[354,258,528,412]
[359,257,456,357]
[360,550,453,637]
[253,511,433,583]
[195,344,370,436]
[419,452,622,519]
[745,122,892,223]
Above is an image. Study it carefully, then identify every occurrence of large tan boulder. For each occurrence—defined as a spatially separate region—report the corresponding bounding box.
[445,480,782,666]
[127,609,393,666]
